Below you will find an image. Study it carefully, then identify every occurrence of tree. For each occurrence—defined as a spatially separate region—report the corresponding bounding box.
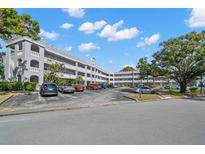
[137,57,151,84]
[0,8,40,44]
[75,76,84,85]
[44,62,65,84]
[153,32,205,93]
[0,52,5,79]
[120,66,134,72]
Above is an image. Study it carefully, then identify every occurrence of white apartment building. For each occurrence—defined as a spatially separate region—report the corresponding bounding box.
[4,37,169,86]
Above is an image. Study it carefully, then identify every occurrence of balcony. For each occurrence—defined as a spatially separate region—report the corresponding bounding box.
[31,51,40,58]
[30,67,40,73]
[57,72,76,79]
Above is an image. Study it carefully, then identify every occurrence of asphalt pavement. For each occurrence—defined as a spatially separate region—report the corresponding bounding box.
[1,88,133,112]
[0,98,205,144]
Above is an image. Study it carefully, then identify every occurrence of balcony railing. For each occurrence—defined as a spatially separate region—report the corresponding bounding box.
[31,51,40,57]
[30,67,40,73]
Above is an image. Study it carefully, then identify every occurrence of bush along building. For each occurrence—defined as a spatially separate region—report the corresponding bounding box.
[4,37,173,87]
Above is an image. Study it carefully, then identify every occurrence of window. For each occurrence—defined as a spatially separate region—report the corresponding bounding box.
[18,43,23,50]
[31,44,39,53]
[30,60,39,68]
[78,72,85,76]
[30,75,39,83]
[78,63,85,68]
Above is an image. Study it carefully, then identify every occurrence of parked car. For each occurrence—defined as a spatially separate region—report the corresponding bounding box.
[58,83,75,93]
[40,83,58,96]
[98,83,107,89]
[74,85,84,92]
[107,84,117,88]
[133,86,155,94]
[113,84,118,88]
[87,84,99,90]
[107,84,114,88]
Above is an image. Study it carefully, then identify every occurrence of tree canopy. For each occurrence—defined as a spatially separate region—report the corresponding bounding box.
[0,52,5,79]
[120,66,135,72]
[153,31,205,93]
[44,62,65,84]
[0,8,40,41]
[137,57,151,79]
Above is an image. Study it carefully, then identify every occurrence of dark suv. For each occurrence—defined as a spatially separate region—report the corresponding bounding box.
[40,83,58,96]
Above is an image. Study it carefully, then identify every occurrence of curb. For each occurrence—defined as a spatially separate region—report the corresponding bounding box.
[0,94,14,105]
[123,95,138,102]
[123,94,172,102]
[0,100,134,117]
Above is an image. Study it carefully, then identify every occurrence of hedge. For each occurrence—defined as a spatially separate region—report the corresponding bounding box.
[24,82,37,91]
[0,81,23,91]
[0,81,36,91]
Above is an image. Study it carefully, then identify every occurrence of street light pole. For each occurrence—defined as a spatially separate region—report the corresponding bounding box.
[200,74,203,94]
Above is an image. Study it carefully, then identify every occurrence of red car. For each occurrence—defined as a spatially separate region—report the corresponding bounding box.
[74,85,84,92]
[87,84,99,90]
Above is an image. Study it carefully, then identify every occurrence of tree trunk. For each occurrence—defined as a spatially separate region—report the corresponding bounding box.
[179,80,187,93]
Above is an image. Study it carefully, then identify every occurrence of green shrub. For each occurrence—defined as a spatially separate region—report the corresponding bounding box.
[0,81,24,91]
[189,87,198,94]
[10,82,23,91]
[0,82,12,91]
[24,82,37,91]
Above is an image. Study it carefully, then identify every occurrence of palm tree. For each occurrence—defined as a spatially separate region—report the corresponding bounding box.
[75,75,84,85]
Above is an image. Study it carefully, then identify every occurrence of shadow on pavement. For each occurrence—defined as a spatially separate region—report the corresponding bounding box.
[183,96,205,101]
[120,88,135,93]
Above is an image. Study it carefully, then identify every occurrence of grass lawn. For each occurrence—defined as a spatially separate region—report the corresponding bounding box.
[158,89,205,98]
[125,94,162,102]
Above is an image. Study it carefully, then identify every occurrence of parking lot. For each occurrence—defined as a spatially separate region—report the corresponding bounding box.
[1,88,134,111]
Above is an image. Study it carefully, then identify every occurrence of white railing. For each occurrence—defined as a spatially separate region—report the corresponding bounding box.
[31,51,40,57]
[30,67,40,73]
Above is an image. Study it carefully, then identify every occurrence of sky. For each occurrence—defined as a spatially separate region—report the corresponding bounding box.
[1,8,205,72]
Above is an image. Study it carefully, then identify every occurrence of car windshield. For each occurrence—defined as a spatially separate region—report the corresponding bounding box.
[43,84,56,89]
[64,83,72,86]
[141,87,149,89]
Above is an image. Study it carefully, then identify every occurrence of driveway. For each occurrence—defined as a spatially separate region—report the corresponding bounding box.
[1,88,133,112]
[0,98,205,144]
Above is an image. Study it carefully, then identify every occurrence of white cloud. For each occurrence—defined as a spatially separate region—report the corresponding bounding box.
[40,29,59,40]
[85,54,90,58]
[79,20,107,34]
[62,8,85,18]
[185,8,205,28]
[136,33,160,48]
[108,60,113,64]
[60,23,74,30]
[98,20,139,42]
[64,46,72,52]
[78,42,100,52]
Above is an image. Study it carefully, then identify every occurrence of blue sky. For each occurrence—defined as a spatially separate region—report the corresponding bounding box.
[1,8,205,72]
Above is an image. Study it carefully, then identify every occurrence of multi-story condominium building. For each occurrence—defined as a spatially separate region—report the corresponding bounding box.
[3,36,170,86]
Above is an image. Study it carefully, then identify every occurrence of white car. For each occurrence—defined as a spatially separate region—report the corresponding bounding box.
[133,86,155,94]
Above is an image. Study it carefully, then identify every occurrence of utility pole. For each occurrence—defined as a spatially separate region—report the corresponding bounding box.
[200,74,203,94]
[132,70,134,88]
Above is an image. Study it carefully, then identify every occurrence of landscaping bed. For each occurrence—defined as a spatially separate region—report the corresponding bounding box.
[124,94,162,102]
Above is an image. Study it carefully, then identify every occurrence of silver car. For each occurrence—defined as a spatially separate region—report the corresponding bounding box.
[133,86,155,94]
[58,83,75,93]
